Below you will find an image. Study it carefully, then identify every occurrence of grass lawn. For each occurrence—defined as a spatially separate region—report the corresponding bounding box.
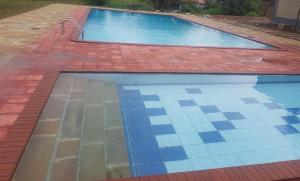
[0,0,154,19]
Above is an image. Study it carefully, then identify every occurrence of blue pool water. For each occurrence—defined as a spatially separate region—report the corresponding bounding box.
[81,9,273,48]
[76,73,300,177]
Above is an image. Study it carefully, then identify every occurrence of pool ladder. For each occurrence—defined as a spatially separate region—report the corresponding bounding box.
[61,17,84,40]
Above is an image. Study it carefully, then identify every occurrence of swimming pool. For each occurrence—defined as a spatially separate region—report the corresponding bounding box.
[81,9,273,49]
[15,73,300,180]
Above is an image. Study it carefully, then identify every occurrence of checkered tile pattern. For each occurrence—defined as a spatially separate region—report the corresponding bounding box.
[118,83,300,177]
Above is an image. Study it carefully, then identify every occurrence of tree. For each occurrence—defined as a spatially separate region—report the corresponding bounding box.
[222,0,251,15]
[206,0,263,16]
[152,0,181,10]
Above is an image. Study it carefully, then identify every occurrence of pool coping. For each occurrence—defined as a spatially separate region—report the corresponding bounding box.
[2,70,300,181]
[69,7,287,51]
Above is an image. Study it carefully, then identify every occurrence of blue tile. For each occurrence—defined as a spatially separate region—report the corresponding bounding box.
[152,124,175,135]
[141,95,160,101]
[133,137,159,151]
[223,112,245,120]
[263,102,282,109]
[287,108,300,115]
[120,90,141,101]
[135,163,167,176]
[275,125,299,135]
[199,131,225,143]
[127,109,147,120]
[160,146,187,161]
[241,97,259,104]
[186,88,202,94]
[126,115,151,127]
[124,101,145,110]
[129,125,154,140]
[282,116,300,124]
[199,105,220,113]
[178,100,197,107]
[133,149,162,164]
[212,121,236,131]
[146,108,167,116]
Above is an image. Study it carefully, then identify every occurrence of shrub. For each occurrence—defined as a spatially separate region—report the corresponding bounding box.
[180,2,203,14]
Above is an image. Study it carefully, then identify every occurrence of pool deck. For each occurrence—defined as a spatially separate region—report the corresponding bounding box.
[0,4,300,181]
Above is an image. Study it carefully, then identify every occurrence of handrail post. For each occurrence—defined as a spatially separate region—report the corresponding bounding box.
[61,17,84,40]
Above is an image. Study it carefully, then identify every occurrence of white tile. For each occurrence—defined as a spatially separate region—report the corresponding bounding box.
[149,115,171,125]
[183,145,210,158]
[190,157,218,170]
[214,154,241,167]
[237,151,265,165]
[178,133,203,145]
[220,130,245,141]
[206,113,227,122]
[156,134,181,148]
[164,160,193,173]
[144,101,163,108]
[206,142,233,156]
[192,122,216,132]
[173,123,196,133]
[122,86,140,90]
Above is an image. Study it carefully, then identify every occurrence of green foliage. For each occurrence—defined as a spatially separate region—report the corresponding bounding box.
[84,0,106,6]
[152,0,180,10]
[205,0,264,16]
[180,2,203,14]
[103,0,154,10]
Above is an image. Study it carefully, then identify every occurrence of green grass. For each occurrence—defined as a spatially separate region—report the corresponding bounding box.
[103,0,154,11]
[0,0,154,19]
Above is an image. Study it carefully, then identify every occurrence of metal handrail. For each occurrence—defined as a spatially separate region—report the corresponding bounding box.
[61,17,84,40]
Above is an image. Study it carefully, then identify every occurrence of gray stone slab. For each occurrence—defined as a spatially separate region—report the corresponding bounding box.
[105,128,129,165]
[79,144,106,181]
[104,102,123,129]
[106,164,130,179]
[61,101,84,139]
[82,105,104,144]
[103,82,119,103]
[39,95,68,120]
[56,139,80,158]
[70,91,86,101]
[50,158,78,181]
[72,77,88,92]
[33,120,59,136]
[86,83,103,106]
[51,74,73,96]
[13,136,56,181]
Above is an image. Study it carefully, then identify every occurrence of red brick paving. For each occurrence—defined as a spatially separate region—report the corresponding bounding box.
[0,6,300,181]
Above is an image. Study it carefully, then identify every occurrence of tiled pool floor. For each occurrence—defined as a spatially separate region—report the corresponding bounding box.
[8,73,300,180]
[117,75,300,176]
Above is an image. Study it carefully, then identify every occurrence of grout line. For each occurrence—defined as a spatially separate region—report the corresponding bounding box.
[45,76,74,181]
[76,78,89,181]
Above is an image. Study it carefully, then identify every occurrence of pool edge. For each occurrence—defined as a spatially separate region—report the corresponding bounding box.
[69,7,286,51]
